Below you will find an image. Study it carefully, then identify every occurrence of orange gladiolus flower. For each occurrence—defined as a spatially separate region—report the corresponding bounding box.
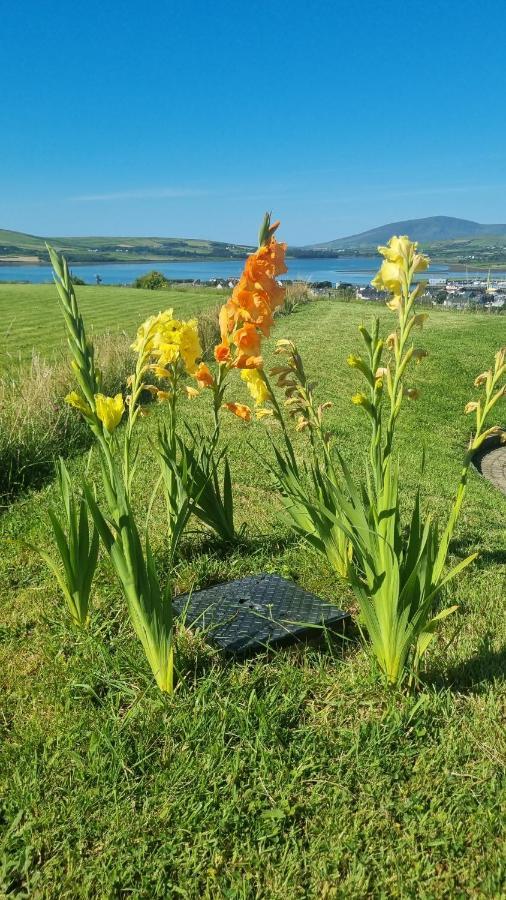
[214,220,287,371]
[231,354,264,370]
[234,323,262,358]
[223,402,251,421]
[194,362,214,388]
[215,342,231,363]
[213,215,286,421]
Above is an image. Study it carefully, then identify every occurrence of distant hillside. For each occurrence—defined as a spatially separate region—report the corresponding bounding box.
[309,216,506,250]
[0,229,254,264]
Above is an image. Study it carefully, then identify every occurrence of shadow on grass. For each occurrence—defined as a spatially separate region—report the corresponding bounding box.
[446,534,506,568]
[0,430,93,512]
[429,641,506,695]
[173,530,299,564]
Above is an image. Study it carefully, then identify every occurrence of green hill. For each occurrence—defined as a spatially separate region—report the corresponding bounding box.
[309,216,506,250]
[0,228,254,264]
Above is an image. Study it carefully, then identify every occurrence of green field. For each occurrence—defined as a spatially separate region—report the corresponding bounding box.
[0,283,217,362]
[0,294,505,896]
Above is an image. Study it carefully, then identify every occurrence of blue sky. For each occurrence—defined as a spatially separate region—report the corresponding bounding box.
[1,0,506,244]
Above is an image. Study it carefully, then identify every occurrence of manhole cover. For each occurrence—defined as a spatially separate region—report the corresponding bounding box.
[173,573,349,656]
[473,430,506,496]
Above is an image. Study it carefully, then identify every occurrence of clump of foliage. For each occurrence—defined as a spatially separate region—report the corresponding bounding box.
[133,270,171,290]
[37,458,99,626]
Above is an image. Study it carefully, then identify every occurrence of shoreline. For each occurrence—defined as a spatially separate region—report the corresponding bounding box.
[2,255,506,272]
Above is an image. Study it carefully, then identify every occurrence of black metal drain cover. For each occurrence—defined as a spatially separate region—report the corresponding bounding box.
[173,573,349,656]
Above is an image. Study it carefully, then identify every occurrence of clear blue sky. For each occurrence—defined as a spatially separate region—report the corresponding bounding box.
[1,0,505,245]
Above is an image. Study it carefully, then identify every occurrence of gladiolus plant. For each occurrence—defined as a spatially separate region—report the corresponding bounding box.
[169,213,287,543]
[265,236,505,687]
[38,458,99,627]
[48,247,204,692]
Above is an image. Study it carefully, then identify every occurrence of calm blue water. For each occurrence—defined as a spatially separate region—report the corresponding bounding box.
[1,257,504,286]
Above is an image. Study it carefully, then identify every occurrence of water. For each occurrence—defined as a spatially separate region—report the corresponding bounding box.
[1,257,505,286]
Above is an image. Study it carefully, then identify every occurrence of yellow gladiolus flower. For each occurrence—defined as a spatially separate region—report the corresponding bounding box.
[132,309,202,376]
[156,342,180,367]
[65,391,92,416]
[464,401,479,414]
[131,310,175,354]
[378,236,430,273]
[150,364,173,380]
[185,386,199,399]
[177,320,202,375]
[378,235,412,262]
[371,259,403,294]
[386,295,402,311]
[413,252,429,274]
[240,368,271,406]
[94,393,124,433]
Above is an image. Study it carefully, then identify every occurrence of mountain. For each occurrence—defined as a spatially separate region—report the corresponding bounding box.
[0,228,254,264]
[308,216,506,250]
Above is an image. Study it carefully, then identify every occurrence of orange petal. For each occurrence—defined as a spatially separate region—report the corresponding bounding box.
[214,343,231,363]
[223,402,252,421]
[194,362,214,387]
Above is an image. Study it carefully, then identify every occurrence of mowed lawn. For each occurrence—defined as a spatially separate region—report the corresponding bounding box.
[0,282,217,361]
[0,295,505,897]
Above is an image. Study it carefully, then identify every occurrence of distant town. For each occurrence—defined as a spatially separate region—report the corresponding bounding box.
[355,275,506,310]
[200,274,505,311]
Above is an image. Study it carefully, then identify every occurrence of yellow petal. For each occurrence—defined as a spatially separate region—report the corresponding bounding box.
[65,391,92,416]
[94,393,124,433]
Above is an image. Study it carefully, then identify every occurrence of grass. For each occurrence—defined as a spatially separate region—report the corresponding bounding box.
[0,286,222,502]
[0,296,505,897]
[0,283,217,362]
[0,333,136,504]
